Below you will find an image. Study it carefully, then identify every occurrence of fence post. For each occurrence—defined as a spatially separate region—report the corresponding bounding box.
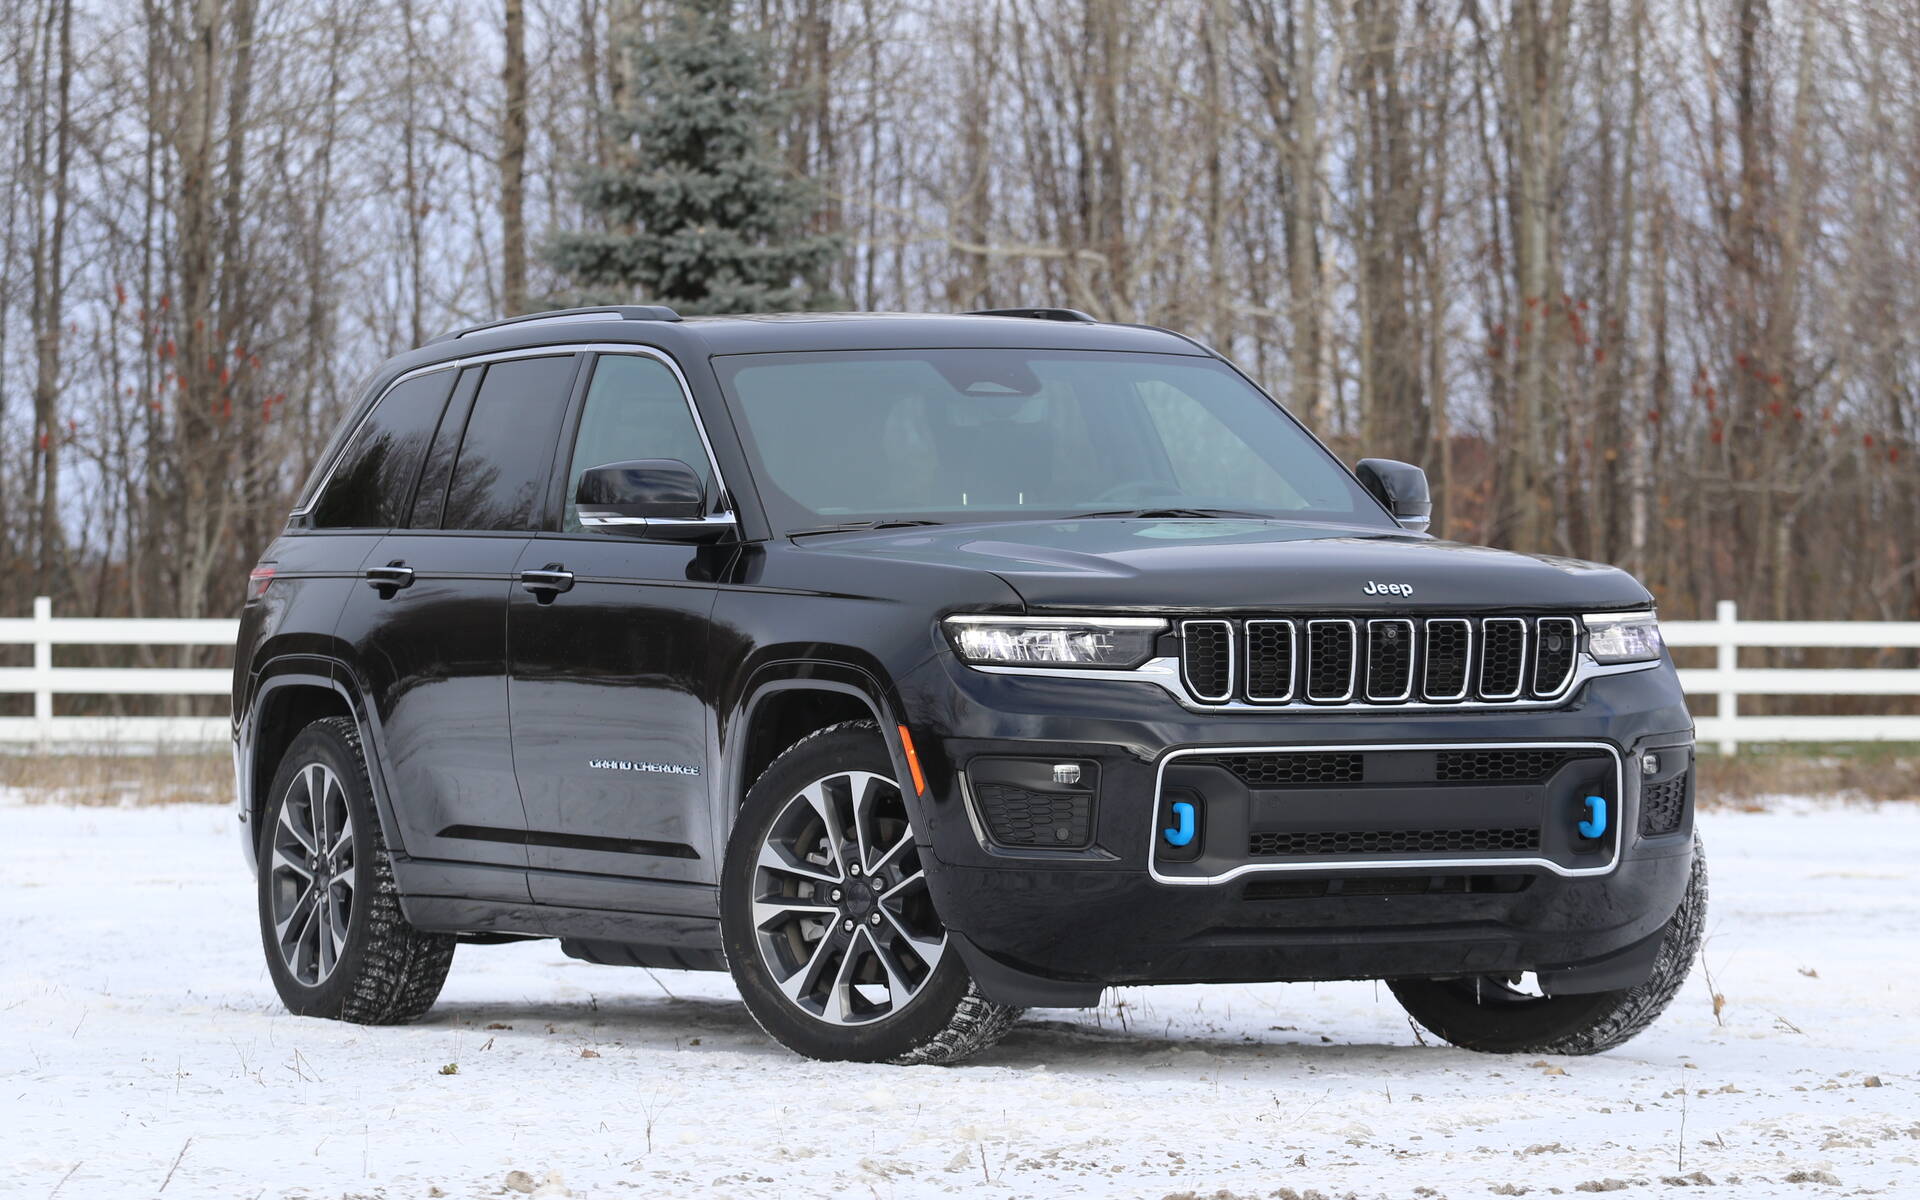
[1715,599,1738,756]
[32,595,53,750]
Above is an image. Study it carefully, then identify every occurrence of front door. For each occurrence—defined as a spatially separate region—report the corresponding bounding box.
[507,351,732,895]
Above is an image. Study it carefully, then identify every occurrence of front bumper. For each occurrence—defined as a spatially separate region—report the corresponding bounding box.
[897,652,1696,1003]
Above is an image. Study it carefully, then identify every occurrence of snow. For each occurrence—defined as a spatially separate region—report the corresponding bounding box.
[2,800,1916,1200]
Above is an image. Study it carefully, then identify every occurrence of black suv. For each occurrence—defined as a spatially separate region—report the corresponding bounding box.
[234,306,1703,1064]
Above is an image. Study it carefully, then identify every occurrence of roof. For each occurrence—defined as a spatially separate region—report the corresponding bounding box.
[395,310,1208,375]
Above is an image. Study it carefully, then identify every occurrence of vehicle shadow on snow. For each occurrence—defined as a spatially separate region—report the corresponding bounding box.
[990,1015,1448,1070]
[419,995,1449,1070]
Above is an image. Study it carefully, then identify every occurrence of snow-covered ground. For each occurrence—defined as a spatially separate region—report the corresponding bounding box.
[2,799,1916,1200]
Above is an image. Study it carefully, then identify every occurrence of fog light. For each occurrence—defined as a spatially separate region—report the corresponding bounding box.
[1641,752,1660,777]
[1052,763,1082,785]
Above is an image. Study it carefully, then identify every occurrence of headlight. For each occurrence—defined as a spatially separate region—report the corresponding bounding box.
[1583,610,1664,664]
[944,616,1166,669]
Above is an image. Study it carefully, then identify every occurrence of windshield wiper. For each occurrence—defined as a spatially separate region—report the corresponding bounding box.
[1067,507,1270,520]
[788,518,945,537]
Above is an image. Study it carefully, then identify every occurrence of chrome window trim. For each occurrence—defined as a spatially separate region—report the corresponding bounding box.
[1178,619,1236,703]
[1532,616,1580,698]
[292,342,733,525]
[1303,618,1359,703]
[1147,740,1624,883]
[1421,617,1474,702]
[1242,618,1296,703]
[1364,618,1417,702]
[1477,616,1529,701]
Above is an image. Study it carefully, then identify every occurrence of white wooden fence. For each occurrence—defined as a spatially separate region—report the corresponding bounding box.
[1,597,1917,754]
[1663,601,1920,754]
[0,597,237,750]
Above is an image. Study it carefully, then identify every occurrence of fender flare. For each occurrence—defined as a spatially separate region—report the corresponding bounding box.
[721,659,920,837]
[241,655,409,870]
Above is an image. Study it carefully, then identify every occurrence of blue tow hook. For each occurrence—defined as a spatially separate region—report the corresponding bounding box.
[1578,795,1608,840]
[1164,801,1197,847]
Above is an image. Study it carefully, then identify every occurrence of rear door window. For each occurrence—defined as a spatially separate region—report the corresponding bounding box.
[311,370,458,528]
[441,356,579,531]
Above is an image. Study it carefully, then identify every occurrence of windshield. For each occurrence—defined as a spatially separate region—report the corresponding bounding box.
[712,349,1392,534]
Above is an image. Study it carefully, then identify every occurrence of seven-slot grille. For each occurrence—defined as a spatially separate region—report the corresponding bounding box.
[1181,615,1584,707]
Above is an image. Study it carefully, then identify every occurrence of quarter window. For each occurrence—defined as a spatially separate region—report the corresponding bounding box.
[311,370,457,529]
[560,355,712,532]
[441,355,579,531]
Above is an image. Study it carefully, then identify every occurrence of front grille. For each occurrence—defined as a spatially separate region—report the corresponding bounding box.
[1640,771,1689,836]
[1434,749,1579,784]
[974,783,1093,848]
[1250,827,1540,857]
[1176,613,1584,708]
[1207,752,1364,786]
[1243,874,1534,900]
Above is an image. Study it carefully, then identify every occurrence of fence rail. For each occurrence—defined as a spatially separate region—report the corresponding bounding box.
[0,597,236,750]
[2,598,1917,754]
[1662,600,1920,753]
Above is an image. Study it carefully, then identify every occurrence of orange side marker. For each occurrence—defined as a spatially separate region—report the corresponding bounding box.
[897,725,928,796]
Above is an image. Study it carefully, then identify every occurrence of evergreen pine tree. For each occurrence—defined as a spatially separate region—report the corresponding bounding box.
[542,0,839,314]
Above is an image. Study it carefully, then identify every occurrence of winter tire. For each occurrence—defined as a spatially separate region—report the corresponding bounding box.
[720,720,1020,1064]
[1389,834,1709,1055]
[257,716,455,1024]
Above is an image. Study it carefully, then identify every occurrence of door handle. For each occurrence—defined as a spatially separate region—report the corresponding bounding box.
[519,565,575,601]
[365,563,415,596]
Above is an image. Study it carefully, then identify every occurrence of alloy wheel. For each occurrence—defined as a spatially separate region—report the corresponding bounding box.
[751,770,946,1025]
[268,761,356,986]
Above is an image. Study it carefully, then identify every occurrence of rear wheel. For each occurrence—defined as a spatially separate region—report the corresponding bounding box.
[257,717,455,1024]
[1390,836,1708,1055]
[720,720,1019,1064]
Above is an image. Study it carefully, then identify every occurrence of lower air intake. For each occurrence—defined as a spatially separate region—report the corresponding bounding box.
[975,782,1094,849]
[1249,827,1540,857]
[1640,771,1689,836]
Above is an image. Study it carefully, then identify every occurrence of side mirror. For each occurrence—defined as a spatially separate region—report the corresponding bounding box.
[575,458,733,539]
[1355,458,1432,533]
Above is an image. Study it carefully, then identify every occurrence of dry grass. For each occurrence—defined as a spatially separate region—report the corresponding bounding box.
[0,752,229,807]
[1697,746,1920,808]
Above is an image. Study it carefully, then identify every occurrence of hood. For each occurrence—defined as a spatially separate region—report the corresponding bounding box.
[793,518,1652,613]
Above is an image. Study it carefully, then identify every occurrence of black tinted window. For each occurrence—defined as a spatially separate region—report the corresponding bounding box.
[441,356,577,531]
[312,371,456,528]
[407,368,480,528]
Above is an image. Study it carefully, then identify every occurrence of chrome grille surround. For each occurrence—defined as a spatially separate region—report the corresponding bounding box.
[1241,619,1297,703]
[1532,616,1579,697]
[1422,617,1473,701]
[1477,617,1529,701]
[1303,619,1359,702]
[1364,618,1417,702]
[1178,619,1235,703]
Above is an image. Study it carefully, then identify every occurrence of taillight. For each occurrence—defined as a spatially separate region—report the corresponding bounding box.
[248,564,276,599]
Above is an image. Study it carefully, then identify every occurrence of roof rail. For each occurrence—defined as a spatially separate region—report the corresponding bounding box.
[430,305,683,345]
[964,307,1098,324]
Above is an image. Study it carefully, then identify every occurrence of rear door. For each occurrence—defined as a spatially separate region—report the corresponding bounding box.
[332,353,581,877]
[507,350,732,901]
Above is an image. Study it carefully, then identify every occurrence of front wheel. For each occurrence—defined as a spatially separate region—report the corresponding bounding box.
[720,720,1019,1064]
[1390,836,1708,1055]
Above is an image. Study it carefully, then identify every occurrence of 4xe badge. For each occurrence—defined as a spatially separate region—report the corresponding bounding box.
[1362,580,1413,597]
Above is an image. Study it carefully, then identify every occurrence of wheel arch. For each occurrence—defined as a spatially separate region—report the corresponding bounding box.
[720,662,923,843]
[241,657,406,872]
